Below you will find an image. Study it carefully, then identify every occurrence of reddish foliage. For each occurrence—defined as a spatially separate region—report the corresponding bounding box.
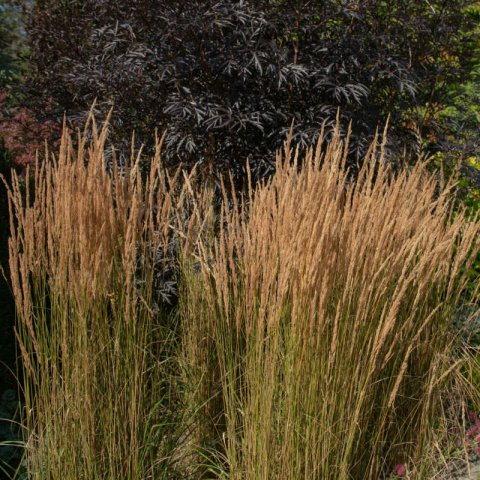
[393,464,407,477]
[0,91,60,167]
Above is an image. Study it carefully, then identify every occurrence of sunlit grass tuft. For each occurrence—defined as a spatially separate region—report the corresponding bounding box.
[3,117,480,479]
[3,115,204,479]
[181,126,480,479]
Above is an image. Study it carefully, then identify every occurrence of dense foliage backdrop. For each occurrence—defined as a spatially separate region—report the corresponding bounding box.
[14,0,479,183]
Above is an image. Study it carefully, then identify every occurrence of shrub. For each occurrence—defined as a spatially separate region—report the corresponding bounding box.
[22,0,477,182]
[0,91,59,167]
[0,2,28,90]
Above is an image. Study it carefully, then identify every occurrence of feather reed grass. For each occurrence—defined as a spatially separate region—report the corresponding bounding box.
[2,116,480,479]
[180,126,480,479]
[2,115,207,479]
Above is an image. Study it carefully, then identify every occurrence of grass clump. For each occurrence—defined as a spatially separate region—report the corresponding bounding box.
[2,118,480,479]
[181,127,480,479]
[3,117,201,479]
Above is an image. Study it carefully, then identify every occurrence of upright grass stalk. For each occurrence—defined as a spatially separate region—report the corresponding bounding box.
[181,127,480,479]
[4,114,480,479]
[3,116,199,479]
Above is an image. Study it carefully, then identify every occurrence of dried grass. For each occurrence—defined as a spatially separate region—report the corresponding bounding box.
[3,115,205,479]
[181,125,480,479]
[3,117,480,479]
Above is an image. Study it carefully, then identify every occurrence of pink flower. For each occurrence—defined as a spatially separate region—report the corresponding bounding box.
[393,464,407,477]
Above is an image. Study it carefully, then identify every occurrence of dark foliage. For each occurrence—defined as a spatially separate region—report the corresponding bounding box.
[22,0,477,182]
[0,144,23,478]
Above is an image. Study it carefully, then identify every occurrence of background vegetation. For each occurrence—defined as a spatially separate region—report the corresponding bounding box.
[4,0,480,183]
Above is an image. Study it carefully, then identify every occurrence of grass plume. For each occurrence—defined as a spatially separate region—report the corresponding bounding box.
[2,117,480,479]
[3,116,204,479]
[181,126,480,479]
